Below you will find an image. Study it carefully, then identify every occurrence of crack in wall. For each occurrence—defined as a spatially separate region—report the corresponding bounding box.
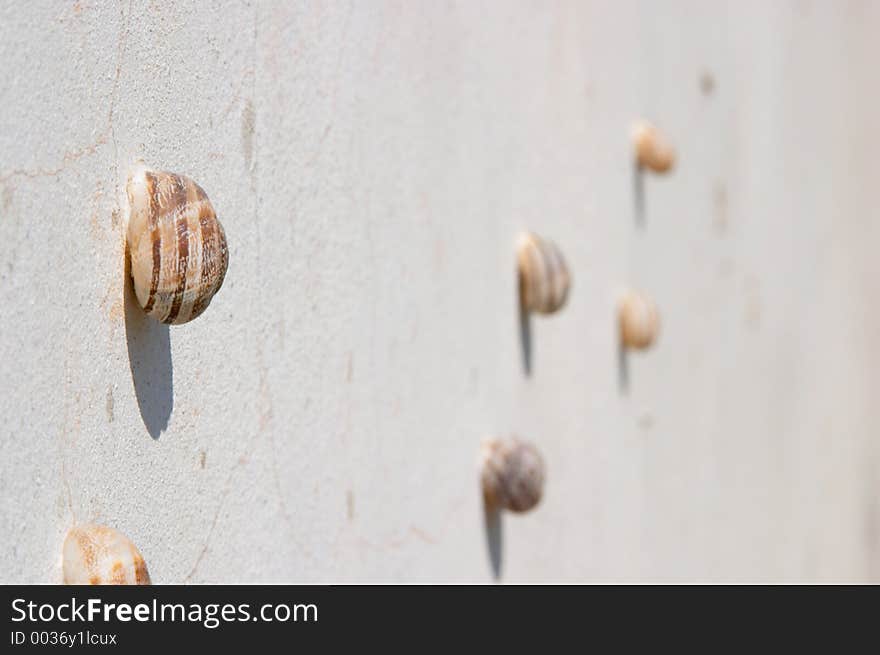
[350,495,468,553]
[0,0,131,185]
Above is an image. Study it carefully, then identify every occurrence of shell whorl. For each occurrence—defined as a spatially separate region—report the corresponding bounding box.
[480,437,545,513]
[126,169,228,325]
[62,525,151,585]
[619,290,660,350]
[517,232,571,315]
[632,120,675,173]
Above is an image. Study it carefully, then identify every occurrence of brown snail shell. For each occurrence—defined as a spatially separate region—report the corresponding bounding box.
[517,232,571,315]
[480,437,545,513]
[632,120,676,173]
[62,525,151,585]
[126,168,229,324]
[619,290,660,350]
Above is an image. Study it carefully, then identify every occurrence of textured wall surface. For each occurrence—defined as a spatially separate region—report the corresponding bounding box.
[1,1,879,583]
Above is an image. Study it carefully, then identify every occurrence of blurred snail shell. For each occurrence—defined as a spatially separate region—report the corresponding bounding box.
[517,232,571,315]
[62,525,151,585]
[126,168,229,324]
[480,437,545,513]
[619,290,660,350]
[632,120,675,173]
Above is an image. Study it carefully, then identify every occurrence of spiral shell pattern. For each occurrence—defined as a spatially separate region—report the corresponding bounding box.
[127,169,229,325]
[619,290,660,350]
[481,437,545,513]
[62,525,151,585]
[517,232,571,315]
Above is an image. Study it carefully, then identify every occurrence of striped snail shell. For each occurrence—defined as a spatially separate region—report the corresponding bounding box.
[62,525,151,585]
[480,437,545,513]
[517,232,571,315]
[632,120,676,173]
[126,168,229,325]
[619,290,660,350]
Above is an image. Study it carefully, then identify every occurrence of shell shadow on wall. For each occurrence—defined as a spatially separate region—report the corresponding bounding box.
[124,253,173,439]
[516,232,572,376]
[631,120,676,227]
[479,436,547,580]
[616,290,661,393]
[123,166,229,438]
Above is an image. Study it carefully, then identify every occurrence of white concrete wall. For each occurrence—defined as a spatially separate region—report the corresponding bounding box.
[1,0,879,583]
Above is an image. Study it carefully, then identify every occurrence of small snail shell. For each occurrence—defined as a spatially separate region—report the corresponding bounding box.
[480,437,545,513]
[62,525,151,585]
[632,120,675,173]
[619,290,660,350]
[126,168,229,324]
[517,232,571,315]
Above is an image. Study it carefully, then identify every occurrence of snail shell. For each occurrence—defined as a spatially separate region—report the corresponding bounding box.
[480,437,545,513]
[62,525,151,585]
[632,120,675,173]
[517,232,571,315]
[126,168,229,324]
[619,290,660,350]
